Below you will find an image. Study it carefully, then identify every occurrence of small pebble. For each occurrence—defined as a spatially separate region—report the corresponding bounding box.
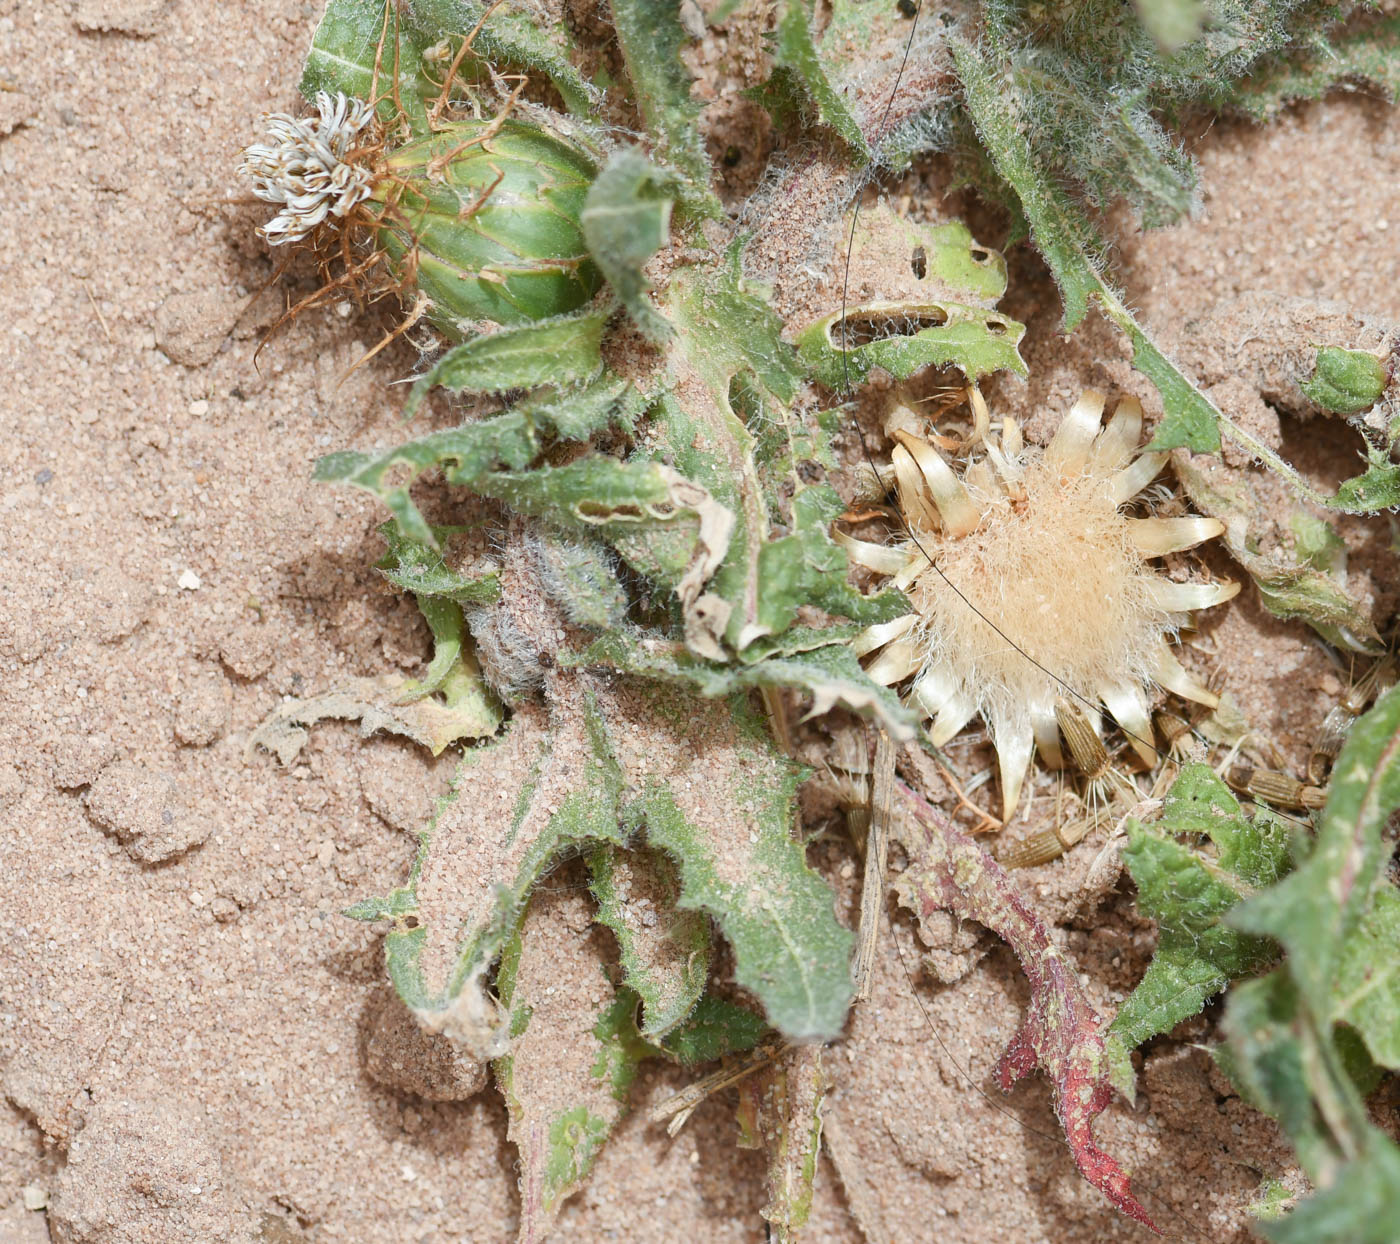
[177,569,202,591]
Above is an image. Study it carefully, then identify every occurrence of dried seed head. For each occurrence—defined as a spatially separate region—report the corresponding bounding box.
[239,91,377,244]
[850,390,1238,820]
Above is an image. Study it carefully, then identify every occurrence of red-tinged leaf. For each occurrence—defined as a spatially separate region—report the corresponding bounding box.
[891,779,1158,1233]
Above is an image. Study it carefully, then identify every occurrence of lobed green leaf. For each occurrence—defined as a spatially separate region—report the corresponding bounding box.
[314,373,644,545]
[405,310,608,415]
[588,843,712,1038]
[1105,765,1291,1097]
[493,894,652,1237]
[609,0,720,218]
[797,300,1027,391]
[625,685,855,1040]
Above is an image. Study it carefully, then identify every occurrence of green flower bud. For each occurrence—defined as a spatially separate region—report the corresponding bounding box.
[240,92,601,336]
[377,120,601,332]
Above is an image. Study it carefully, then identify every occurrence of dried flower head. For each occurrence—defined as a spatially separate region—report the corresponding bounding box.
[845,389,1238,820]
[239,90,377,244]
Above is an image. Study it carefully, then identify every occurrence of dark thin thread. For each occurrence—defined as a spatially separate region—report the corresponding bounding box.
[835,8,1314,835]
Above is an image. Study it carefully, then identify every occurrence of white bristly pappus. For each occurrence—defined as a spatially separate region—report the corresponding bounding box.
[239,90,377,244]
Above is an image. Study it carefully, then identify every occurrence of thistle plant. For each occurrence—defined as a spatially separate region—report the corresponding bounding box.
[240,0,1400,1240]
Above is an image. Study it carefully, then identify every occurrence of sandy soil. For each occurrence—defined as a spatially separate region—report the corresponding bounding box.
[1,2,1397,1242]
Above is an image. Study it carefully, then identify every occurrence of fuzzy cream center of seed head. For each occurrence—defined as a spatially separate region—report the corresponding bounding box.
[908,453,1162,708]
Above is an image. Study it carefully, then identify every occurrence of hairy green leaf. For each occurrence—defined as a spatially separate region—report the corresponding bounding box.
[301,0,434,131]
[652,256,919,657]
[569,626,917,740]
[354,656,856,1046]
[406,310,607,414]
[313,373,644,545]
[580,150,676,342]
[1301,347,1389,415]
[609,0,720,218]
[375,523,501,696]
[1221,684,1400,1228]
[1333,884,1400,1071]
[1232,684,1400,1008]
[952,31,1400,517]
[494,890,652,1237]
[531,531,630,631]
[475,455,733,601]
[377,522,502,606]
[766,0,870,157]
[1331,444,1400,512]
[301,0,597,129]
[951,37,1233,452]
[363,685,627,1058]
[624,684,855,1040]
[1229,13,1400,121]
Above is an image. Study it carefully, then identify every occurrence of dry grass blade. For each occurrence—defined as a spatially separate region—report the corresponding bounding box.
[852,730,895,1003]
[647,1038,786,1135]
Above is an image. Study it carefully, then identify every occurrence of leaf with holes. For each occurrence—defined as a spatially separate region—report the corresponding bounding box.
[797,299,1026,391]
[313,373,645,546]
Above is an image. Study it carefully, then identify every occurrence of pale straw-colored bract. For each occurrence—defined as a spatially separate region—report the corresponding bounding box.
[239,91,377,244]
